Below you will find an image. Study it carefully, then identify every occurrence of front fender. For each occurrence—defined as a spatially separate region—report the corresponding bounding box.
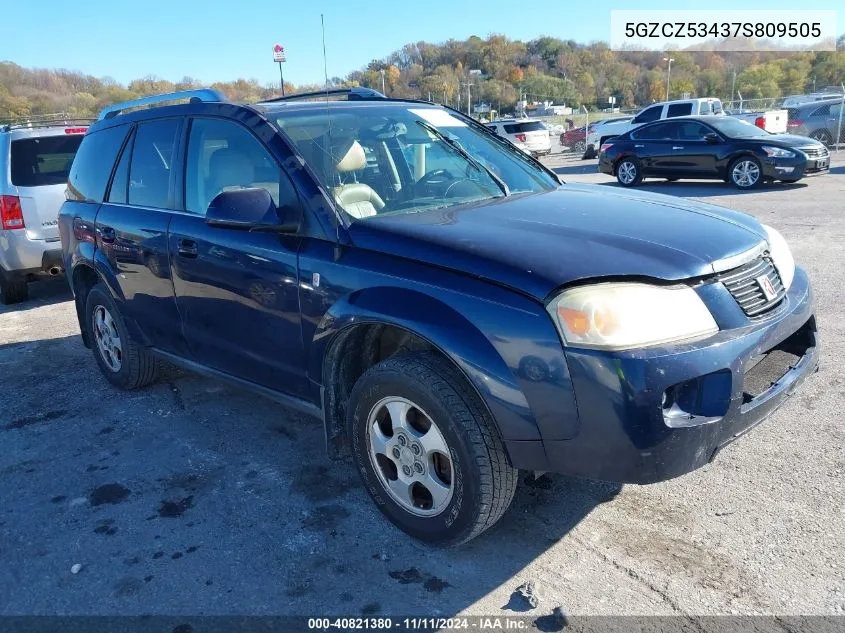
[311,285,552,442]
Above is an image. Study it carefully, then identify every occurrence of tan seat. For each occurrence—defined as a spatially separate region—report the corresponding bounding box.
[332,140,385,219]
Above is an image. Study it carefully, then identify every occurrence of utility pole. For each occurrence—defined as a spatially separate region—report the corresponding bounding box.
[461,81,473,116]
[663,57,674,101]
[730,68,737,108]
[380,69,385,95]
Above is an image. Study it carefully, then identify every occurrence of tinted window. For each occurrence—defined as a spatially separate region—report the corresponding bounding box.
[634,105,662,123]
[107,129,134,204]
[128,119,179,209]
[10,135,83,187]
[810,105,830,117]
[503,122,545,133]
[666,103,693,118]
[185,118,293,215]
[676,122,711,140]
[67,125,129,202]
[632,121,678,140]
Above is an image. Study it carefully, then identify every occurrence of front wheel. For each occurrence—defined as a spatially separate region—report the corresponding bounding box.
[348,352,518,546]
[573,140,586,154]
[616,158,642,187]
[729,157,762,189]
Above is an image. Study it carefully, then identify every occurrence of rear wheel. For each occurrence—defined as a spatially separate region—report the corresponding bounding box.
[573,140,586,154]
[729,157,762,189]
[616,158,642,187]
[85,283,158,389]
[0,269,28,305]
[348,352,518,546]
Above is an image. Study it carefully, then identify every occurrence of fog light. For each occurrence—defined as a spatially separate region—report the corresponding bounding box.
[774,166,795,173]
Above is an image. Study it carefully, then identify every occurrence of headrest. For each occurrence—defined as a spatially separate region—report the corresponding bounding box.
[334,140,366,173]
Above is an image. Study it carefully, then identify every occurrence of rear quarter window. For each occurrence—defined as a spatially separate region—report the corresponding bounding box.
[666,103,693,117]
[11,135,84,187]
[504,122,545,134]
[67,125,130,203]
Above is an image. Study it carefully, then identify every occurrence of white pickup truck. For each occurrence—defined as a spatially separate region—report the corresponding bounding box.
[589,98,787,150]
[725,109,788,134]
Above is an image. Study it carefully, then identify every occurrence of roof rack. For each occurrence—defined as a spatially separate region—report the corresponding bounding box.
[97,88,226,120]
[1,113,94,133]
[260,87,386,104]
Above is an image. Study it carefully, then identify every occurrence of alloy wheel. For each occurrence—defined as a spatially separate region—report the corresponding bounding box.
[366,396,454,517]
[618,161,637,184]
[732,160,760,188]
[93,305,123,372]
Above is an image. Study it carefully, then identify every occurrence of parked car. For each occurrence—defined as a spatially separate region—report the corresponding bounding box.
[598,115,829,188]
[560,125,587,153]
[786,97,845,147]
[61,88,818,545]
[486,118,551,157]
[0,117,88,303]
[584,116,634,153]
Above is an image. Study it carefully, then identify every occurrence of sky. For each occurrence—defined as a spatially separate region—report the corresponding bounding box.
[0,0,840,87]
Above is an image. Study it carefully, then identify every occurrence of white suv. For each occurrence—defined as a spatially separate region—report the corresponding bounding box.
[486,119,552,157]
[0,117,87,303]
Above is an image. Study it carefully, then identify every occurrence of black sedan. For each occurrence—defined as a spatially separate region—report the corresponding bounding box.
[598,115,830,189]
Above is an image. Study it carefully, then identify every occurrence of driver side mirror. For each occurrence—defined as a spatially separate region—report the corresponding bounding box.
[206,188,299,233]
[704,132,721,144]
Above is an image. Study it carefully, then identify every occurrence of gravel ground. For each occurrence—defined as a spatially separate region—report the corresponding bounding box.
[0,156,843,619]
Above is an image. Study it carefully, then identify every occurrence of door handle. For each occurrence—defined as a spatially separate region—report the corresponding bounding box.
[672,146,684,150]
[177,238,198,258]
[634,144,644,148]
[97,226,115,243]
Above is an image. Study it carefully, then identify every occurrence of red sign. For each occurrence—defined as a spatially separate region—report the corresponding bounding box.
[273,44,286,62]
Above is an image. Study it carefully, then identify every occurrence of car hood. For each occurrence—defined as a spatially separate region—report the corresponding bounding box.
[349,185,768,300]
[745,134,825,149]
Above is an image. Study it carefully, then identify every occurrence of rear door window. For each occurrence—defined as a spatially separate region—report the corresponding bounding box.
[107,128,135,204]
[128,119,180,209]
[67,125,129,203]
[666,103,693,118]
[632,122,678,140]
[11,135,83,187]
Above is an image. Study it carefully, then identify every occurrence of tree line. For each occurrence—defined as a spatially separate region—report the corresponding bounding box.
[2,34,844,120]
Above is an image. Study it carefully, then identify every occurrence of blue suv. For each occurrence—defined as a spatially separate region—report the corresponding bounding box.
[60,88,818,545]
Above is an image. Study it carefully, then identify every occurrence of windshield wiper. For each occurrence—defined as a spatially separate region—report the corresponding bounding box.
[415,120,509,197]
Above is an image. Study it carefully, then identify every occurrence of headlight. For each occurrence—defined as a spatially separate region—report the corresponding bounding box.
[763,224,795,291]
[761,146,795,158]
[546,282,718,351]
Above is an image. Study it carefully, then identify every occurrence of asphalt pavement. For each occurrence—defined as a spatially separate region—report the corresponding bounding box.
[1,156,843,619]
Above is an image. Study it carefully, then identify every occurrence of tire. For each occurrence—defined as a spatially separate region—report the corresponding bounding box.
[573,140,586,154]
[0,269,28,305]
[616,157,642,187]
[728,156,763,189]
[348,352,518,546]
[85,283,158,389]
[810,129,833,147]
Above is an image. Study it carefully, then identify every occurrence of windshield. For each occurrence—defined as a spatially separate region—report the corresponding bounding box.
[708,117,770,138]
[272,104,557,220]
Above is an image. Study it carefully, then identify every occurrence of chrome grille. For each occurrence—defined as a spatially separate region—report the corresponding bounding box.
[719,256,786,317]
[800,145,829,159]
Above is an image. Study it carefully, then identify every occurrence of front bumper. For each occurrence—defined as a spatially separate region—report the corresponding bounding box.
[509,266,817,484]
[762,154,829,180]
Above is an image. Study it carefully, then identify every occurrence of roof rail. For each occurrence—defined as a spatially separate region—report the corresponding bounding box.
[1,113,95,133]
[98,88,226,120]
[260,86,386,104]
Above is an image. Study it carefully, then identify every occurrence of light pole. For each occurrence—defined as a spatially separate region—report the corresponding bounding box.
[663,57,674,101]
[461,81,473,116]
[730,68,737,108]
[380,69,385,95]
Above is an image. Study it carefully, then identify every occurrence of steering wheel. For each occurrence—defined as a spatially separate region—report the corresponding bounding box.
[416,168,455,191]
